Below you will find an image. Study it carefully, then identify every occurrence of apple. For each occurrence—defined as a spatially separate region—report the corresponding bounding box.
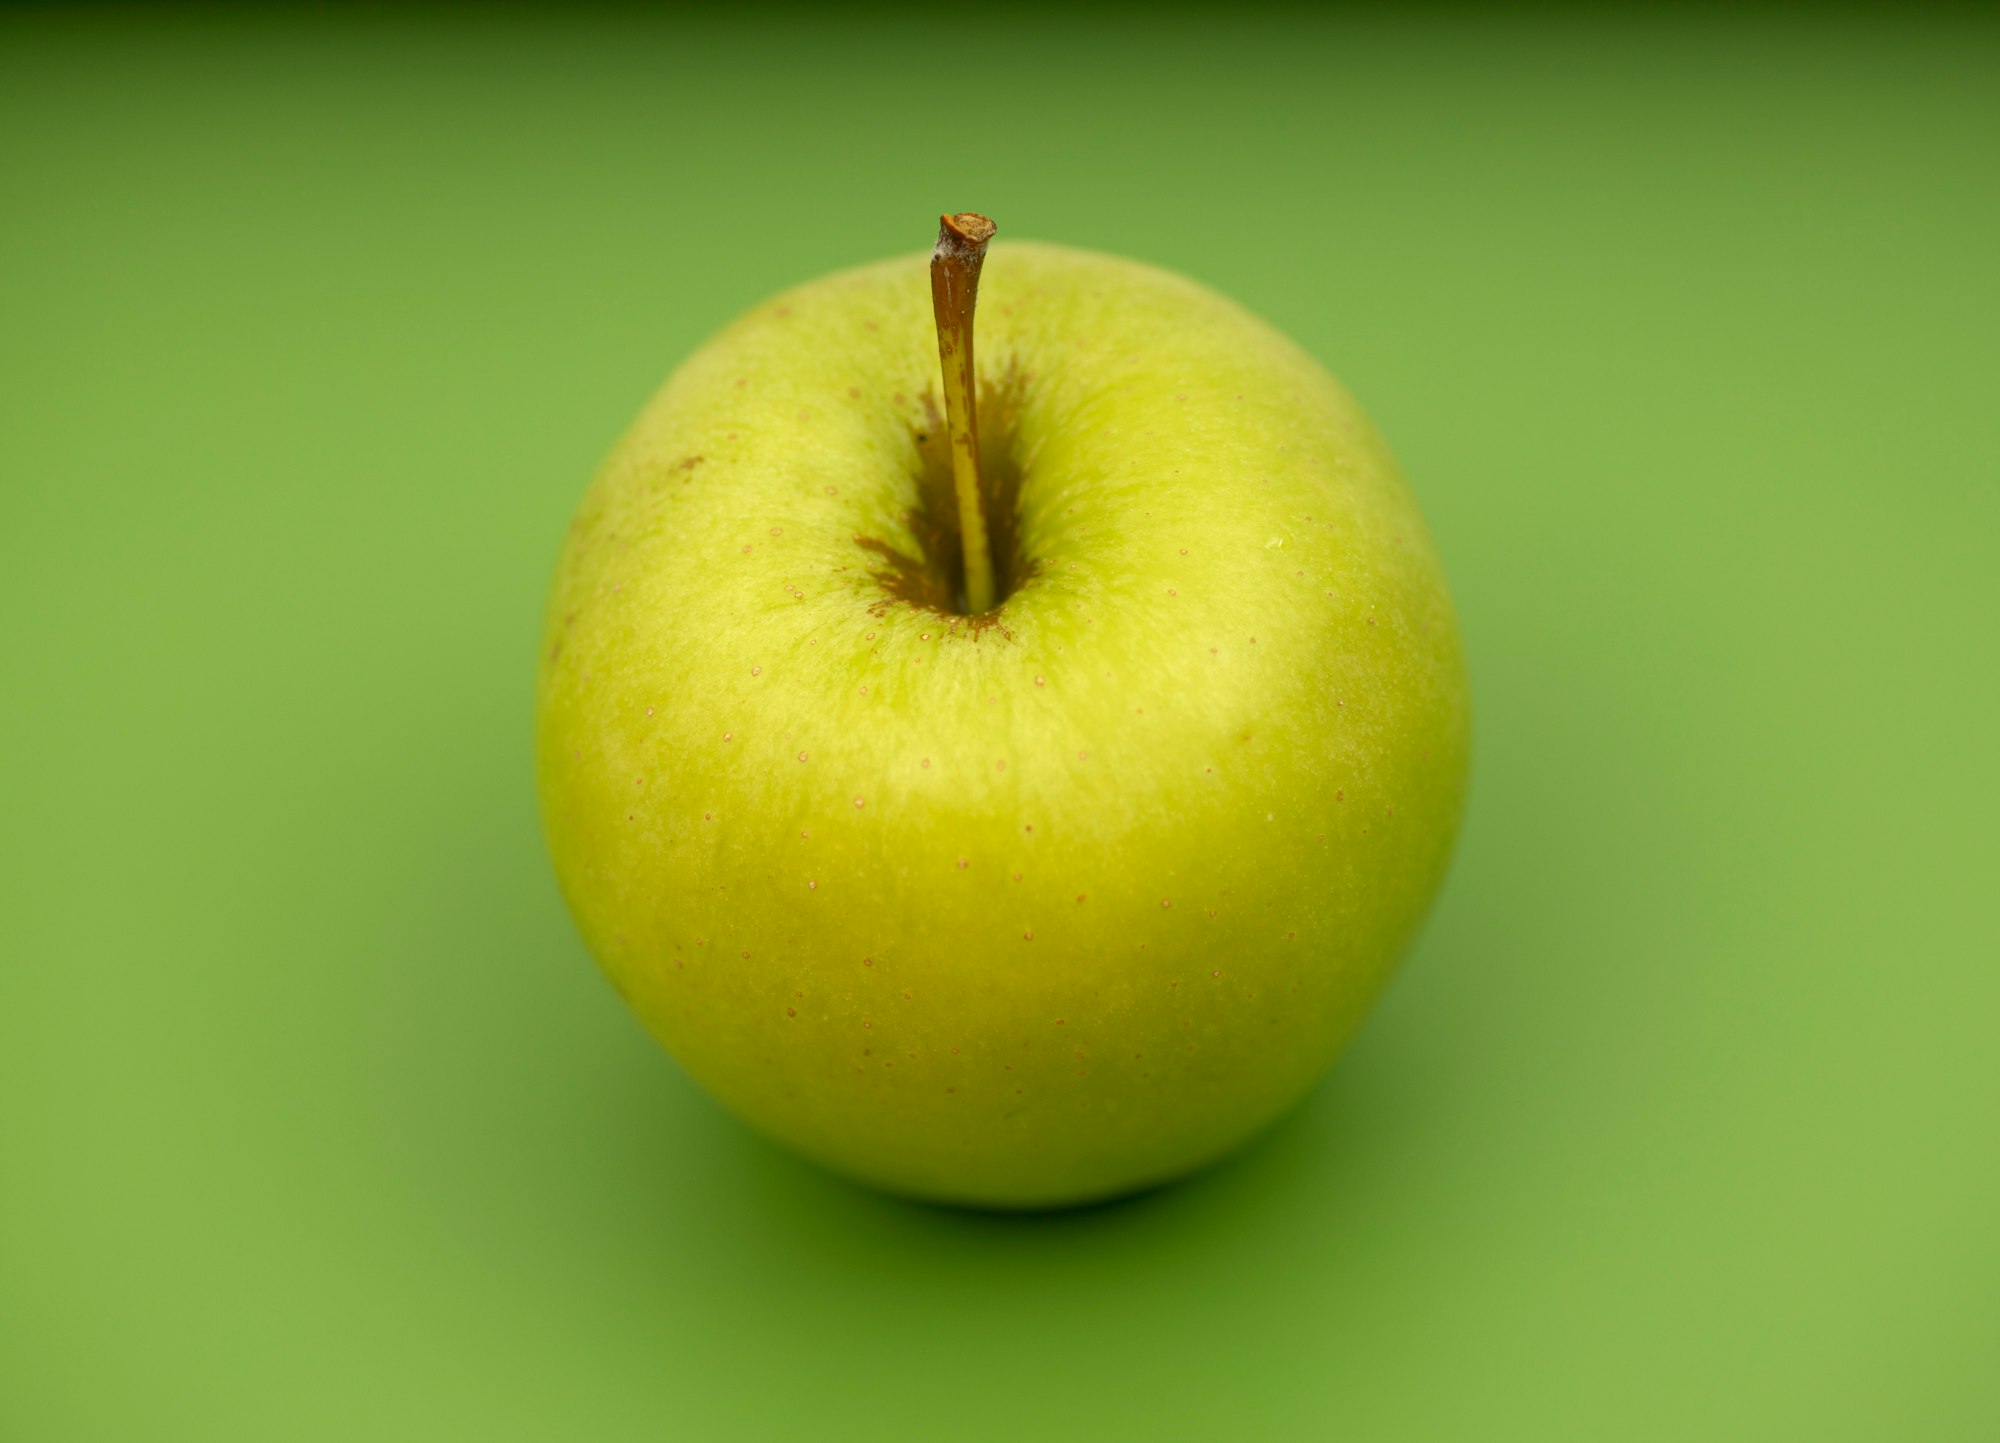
[535,215,1469,1208]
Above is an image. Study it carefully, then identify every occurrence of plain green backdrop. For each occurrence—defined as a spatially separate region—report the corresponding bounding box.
[3,7,1996,1440]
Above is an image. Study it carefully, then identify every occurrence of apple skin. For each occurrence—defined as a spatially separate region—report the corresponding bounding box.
[536,242,1469,1208]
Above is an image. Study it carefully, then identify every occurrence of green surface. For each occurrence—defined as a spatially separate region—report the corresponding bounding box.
[2,8,1995,1439]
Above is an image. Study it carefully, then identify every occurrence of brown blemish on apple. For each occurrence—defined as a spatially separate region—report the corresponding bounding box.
[852,367,1036,629]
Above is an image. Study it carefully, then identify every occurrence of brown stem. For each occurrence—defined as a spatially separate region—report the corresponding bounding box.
[929,211,998,614]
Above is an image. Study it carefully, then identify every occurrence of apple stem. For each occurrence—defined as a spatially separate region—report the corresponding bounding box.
[929,211,1000,615]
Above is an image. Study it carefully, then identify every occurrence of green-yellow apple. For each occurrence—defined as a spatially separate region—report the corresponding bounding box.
[535,215,1469,1208]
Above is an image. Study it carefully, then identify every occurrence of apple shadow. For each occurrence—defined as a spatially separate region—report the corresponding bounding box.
[582,1018,1427,1304]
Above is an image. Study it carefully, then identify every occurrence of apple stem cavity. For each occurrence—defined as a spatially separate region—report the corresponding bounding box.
[929,211,1000,615]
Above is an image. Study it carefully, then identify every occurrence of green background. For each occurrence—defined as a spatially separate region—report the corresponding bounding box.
[4,7,1995,1439]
